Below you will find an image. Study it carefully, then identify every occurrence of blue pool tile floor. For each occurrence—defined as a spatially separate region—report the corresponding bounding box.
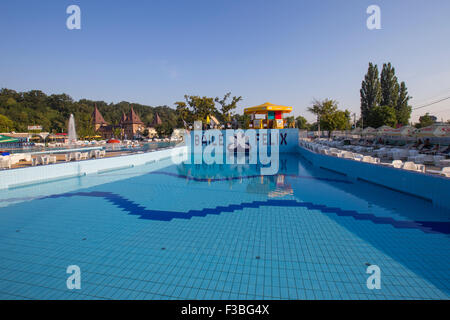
[0,154,448,299]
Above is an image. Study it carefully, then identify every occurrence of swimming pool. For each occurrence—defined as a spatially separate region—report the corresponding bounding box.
[0,153,448,299]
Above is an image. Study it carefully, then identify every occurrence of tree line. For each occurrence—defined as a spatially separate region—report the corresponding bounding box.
[0,88,248,136]
[0,88,178,137]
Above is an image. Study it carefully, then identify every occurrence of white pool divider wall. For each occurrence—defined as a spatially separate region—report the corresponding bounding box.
[297,145,450,210]
[190,129,299,154]
[0,146,188,190]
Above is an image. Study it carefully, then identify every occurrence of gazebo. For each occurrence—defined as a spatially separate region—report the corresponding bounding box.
[244,102,293,129]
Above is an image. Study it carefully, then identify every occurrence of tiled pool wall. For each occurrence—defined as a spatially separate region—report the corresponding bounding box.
[297,145,450,210]
[0,146,188,190]
[189,129,299,153]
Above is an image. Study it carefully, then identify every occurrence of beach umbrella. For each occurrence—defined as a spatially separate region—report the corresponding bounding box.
[415,125,436,137]
[362,127,376,135]
[433,124,450,137]
[389,125,415,137]
[376,126,394,136]
[0,135,19,143]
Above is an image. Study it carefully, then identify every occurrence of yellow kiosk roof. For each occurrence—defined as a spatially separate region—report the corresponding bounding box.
[244,102,292,114]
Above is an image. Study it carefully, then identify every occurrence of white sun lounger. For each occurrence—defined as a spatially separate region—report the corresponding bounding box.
[382,160,403,169]
[402,161,425,173]
[0,157,11,169]
[391,149,409,160]
[427,167,450,178]
[362,156,380,164]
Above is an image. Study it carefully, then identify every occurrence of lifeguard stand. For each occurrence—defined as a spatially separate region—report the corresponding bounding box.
[244,102,293,129]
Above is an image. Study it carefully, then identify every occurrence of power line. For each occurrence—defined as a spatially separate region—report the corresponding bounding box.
[412,96,450,111]
[411,88,450,105]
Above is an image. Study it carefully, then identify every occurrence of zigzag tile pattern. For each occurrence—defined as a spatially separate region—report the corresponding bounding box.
[43,191,449,235]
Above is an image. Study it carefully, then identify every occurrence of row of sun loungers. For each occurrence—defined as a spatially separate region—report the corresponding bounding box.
[314,139,450,167]
[300,140,450,177]
[29,150,106,166]
[1,149,108,169]
[65,150,106,162]
[32,155,57,166]
[0,153,33,169]
[47,141,109,148]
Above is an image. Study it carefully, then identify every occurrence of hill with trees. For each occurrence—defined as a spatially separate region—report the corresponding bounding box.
[0,88,178,137]
[0,89,247,136]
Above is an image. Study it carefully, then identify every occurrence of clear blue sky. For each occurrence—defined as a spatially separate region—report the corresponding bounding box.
[1,0,449,122]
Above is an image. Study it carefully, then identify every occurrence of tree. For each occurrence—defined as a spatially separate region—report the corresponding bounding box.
[395,81,412,125]
[0,114,14,132]
[5,98,17,107]
[174,101,193,127]
[415,113,436,128]
[112,128,122,139]
[295,115,309,130]
[77,113,95,139]
[307,99,351,137]
[369,105,397,128]
[233,114,250,129]
[285,116,295,128]
[380,63,399,108]
[360,63,381,126]
[307,99,327,133]
[309,122,319,131]
[361,62,411,128]
[321,110,351,136]
[183,95,217,123]
[215,92,242,123]
[155,123,173,137]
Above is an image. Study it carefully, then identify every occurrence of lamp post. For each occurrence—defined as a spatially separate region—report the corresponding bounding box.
[317,114,321,138]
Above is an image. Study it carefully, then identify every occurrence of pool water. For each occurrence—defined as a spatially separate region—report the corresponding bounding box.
[0,154,449,299]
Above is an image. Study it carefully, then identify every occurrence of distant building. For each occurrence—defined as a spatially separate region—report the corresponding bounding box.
[144,113,162,139]
[0,132,31,142]
[172,128,187,139]
[0,132,36,148]
[92,106,115,139]
[120,106,145,139]
[145,127,158,138]
[152,113,162,127]
[92,105,145,140]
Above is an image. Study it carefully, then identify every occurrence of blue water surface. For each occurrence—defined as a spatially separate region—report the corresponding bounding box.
[0,154,448,300]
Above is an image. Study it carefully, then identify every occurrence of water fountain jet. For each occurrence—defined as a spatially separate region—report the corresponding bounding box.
[68,114,77,145]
